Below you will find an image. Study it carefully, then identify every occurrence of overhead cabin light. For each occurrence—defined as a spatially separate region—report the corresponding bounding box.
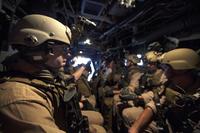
[83,38,92,45]
[118,0,136,8]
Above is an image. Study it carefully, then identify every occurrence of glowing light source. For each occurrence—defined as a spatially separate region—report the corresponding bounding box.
[118,0,136,8]
[137,60,144,66]
[72,56,95,81]
[83,38,92,45]
[137,54,142,58]
[137,54,143,66]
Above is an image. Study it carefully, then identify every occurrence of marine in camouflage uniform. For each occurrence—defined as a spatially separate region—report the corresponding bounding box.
[121,51,166,129]
[113,54,142,104]
[0,14,103,133]
[129,48,200,133]
[111,54,143,132]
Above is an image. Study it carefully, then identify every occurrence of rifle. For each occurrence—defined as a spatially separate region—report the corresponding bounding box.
[119,88,145,107]
[63,83,89,133]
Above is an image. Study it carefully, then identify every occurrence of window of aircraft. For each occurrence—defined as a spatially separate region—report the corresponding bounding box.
[72,56,95,81]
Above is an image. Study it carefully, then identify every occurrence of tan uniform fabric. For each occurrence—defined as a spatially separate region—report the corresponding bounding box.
[89,124,107,133]
[146,87,182,114]
[77,75,96,108]
[122,91,154,123]
[77,75,92,97]
[151,69,166,85]
[128,72,144,92]
[0,81,66,133]
[86,95,96,108]
[122,106,144,123]
[81,110,104,126]
[81,111,106,133]
[128,65,141,80]
[0,78,106,133]
[113,66,143,105]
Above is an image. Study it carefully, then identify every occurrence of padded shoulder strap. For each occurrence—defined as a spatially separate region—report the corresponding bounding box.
[0,76,55,90]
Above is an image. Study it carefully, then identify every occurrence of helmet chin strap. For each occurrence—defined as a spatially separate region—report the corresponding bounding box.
[48,50,55,56]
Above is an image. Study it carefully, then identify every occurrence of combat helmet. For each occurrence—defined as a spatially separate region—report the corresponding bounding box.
[161,48,200,70]
[9,14,71,48]
[145,51,162,63]
[126,54,140,64]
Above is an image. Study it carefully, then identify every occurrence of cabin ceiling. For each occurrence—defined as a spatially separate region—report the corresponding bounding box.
[1,0,200,52]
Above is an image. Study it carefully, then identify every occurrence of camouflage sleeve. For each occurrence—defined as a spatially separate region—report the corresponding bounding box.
[141,91,154,103]
[146,100,157,114]
[159,73,168,84]
[128,72,144,92]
